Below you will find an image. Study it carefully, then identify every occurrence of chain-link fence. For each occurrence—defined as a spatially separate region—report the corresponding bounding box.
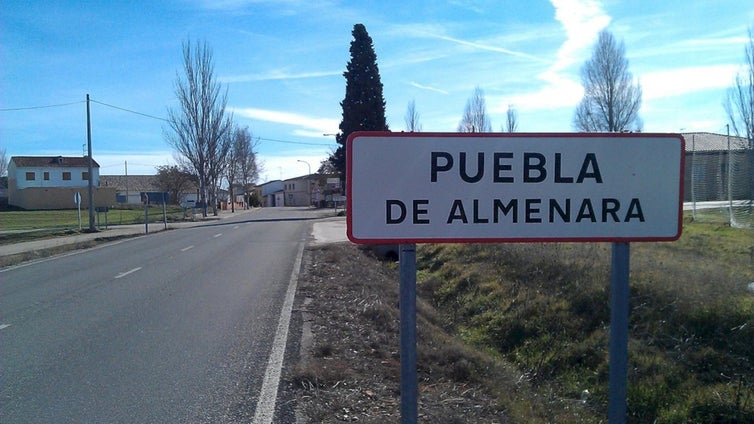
[684,132,753,228]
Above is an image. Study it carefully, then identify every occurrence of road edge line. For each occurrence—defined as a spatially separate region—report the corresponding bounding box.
[252,241,305,424]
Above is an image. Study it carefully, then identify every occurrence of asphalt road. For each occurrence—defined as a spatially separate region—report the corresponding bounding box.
[0,207,324,423]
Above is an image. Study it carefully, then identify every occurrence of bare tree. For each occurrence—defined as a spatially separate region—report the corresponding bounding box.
[726,28,754,210]
[226,125,259,211]
[726,28,754,149]
[574,30,642,132]
[504,104,518,132]
[458,86,492,132]
[404,99,422,132]
[165,39,233,217]
[155,164,197,205]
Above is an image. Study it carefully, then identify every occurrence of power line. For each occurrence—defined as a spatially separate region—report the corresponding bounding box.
[0,100,85,111]
[89,98,169,122]
[1,96,337,147]
[89,99,335,146]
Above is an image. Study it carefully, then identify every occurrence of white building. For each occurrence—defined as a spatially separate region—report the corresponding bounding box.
[8,156,115,209]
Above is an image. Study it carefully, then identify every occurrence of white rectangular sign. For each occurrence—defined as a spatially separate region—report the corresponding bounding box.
[347,132,684,243]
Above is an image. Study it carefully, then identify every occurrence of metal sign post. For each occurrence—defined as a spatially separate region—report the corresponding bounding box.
[609,242,630,423]
[163,193,168,230]
[74,192,82,230]
[399,244,418,424]
[142,193,149,234]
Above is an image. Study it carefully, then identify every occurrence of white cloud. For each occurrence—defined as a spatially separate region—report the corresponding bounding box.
[257,152,330,182]
[433,34,545,62]
[641,65,739,100]
[231,107,339,136]
[489,0,609,113]
[409,81,449,95]
[546,0,611,79]
[493,78,584,112]
[221,69,341,83]
[383,22,547,67]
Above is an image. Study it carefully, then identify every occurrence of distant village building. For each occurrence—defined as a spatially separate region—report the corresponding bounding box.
[259,180,284,207]
[683,132,752,202]
[283,175,312,206]
[7,156,116,210]
[99,175,188,205]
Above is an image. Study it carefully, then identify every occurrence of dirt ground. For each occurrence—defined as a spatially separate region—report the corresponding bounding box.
[282,242,513,423]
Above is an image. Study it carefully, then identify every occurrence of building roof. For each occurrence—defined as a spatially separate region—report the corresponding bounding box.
[258,179,282,187]
[283,174,318,182]
[682,132,749,152]
[10,156,101,168]
[100,175,160,192]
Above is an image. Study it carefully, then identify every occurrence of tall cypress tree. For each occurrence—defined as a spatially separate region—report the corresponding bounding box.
[330,24,389,178]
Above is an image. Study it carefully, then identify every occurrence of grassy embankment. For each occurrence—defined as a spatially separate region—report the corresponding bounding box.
[0,206,186,244]
[416,217,754,423]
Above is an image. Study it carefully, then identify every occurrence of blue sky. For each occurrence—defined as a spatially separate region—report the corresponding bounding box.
[1,0,752,181]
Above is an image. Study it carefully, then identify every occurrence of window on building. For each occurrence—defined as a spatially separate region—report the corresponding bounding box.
[82,171,89,181]
[44,172,50,180]
[63,172,71,181]
[25,172,35,181]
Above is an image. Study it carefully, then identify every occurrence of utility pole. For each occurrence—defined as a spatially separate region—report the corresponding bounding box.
[86,94,95,231]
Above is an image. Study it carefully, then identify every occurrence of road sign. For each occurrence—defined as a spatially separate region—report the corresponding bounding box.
[74,192,82,205]
[347,132,684,243]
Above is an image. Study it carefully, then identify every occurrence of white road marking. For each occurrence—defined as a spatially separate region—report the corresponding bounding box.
[213,233,223,238]
[114,267,142,279]
[0,324,11,330]
[181,245,195,252]
[253,242,305,424]
[233,225,240,229]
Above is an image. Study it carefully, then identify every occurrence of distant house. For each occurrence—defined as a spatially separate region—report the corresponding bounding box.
[284,173,342,207]
[283,175,313,206]
[259,180,284,207]
[100,174,202,206]
[99,175,168,205]
[683,132,752,202]
[7,156,116,210]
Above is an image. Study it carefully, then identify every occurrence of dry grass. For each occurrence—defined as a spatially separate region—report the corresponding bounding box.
[287,243,553,423]
[416,220,754,423]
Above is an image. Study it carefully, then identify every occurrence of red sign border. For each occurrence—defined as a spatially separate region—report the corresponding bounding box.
[346,131,685,244]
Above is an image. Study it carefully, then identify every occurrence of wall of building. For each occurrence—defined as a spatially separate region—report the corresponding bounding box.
[8,186,117,210]
[9,163,100,190]
[283,178,313,206]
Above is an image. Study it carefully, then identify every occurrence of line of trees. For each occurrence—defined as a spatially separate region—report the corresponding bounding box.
[339,25,749,143]
[164,25,751,202]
